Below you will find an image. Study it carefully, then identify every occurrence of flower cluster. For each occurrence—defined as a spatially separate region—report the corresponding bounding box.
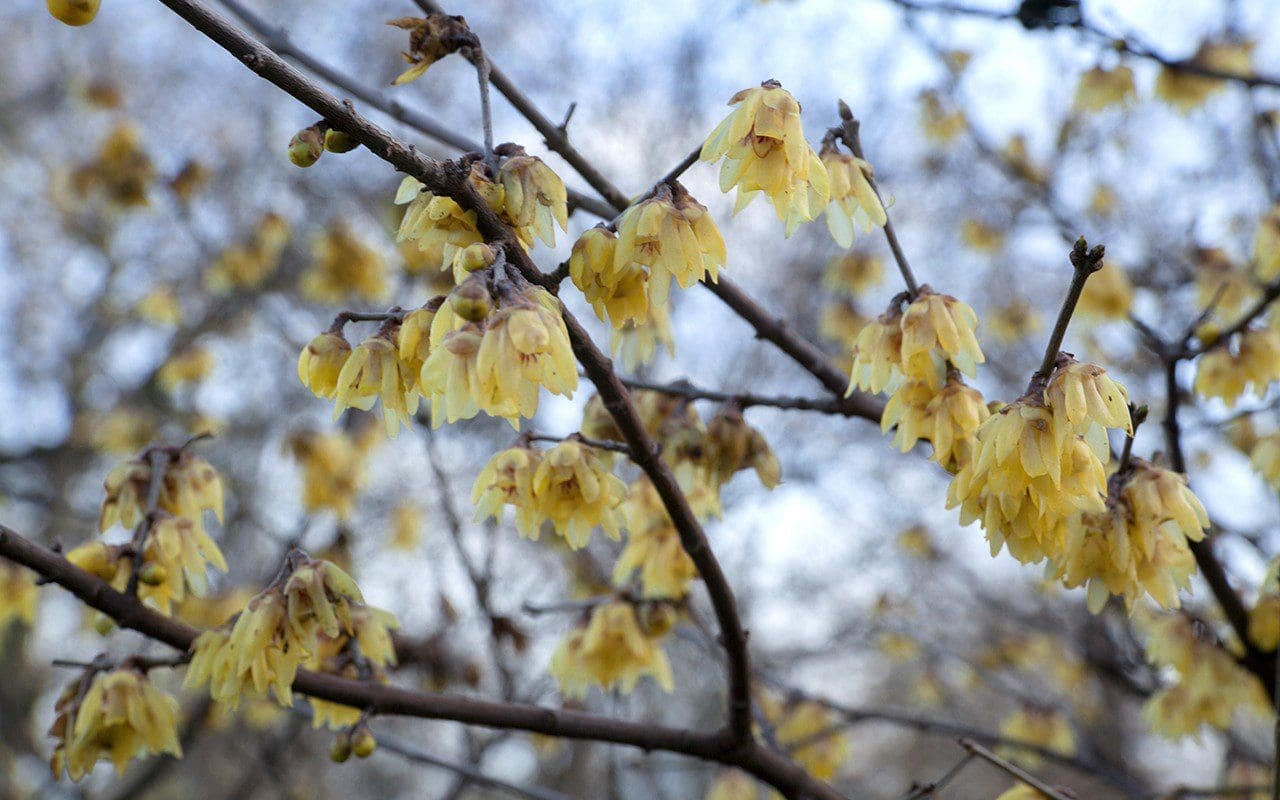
[185,552,395,712]
[302,223,388,304]
[472,439,626,549]
[286,426,380,519]
[948,354,1131,567]
[819,140,887,248]
[700,81,830,235]
[1194,328,1280,407]
[549,600,676,699]
[49,667,182,780]
[1138,611,1270,737]
[205,212,290,293]
[1050,459,1208,613]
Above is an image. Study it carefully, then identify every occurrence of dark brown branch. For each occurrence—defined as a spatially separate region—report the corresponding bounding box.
[1182,276,1280,358]
[0,524,845,800]
[618,376,881,421]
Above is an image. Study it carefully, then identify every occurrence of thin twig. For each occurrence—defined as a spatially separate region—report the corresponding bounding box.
[1033,237,1105,382]
[959,738,1075,800]
[618,375,877,420]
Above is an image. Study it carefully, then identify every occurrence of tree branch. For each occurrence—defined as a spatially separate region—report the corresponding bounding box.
[0,524,846,800]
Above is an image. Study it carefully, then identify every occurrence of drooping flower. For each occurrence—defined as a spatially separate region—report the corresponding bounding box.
[819,142,886,248]
[846,308,904,395]
[99,449,225,535]
[823,251,883,297]
[471,445,543,538]
[531,440,627,549]
[287,429,377,520]
[700,80,830,235]
[925,376,989,472]
[1076,261,1134,321]
[549,601,675,698]
[185,593,304,708]
[496,147,569,248]
[613,182,726,307]
[899,287,984,388]
[297,331,353,400]
[475,285,578,420]
[332,333,418,437]
[395,177,483,275]
[614,481,698,599]
[0,562,37,628]
[1042,356,1132,445]
[302,224,388,304]
[50,668,182,780]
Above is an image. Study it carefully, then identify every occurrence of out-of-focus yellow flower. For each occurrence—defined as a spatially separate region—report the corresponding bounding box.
[897,525,936,559]
[996,786,1050,800]
[133,512,228,614]
[819,302,868,363]
[1077,262,1134,321]
[99,449,225,535]
[333,333,418,436]
[611,305,676,371]
[63,123,154,207]
[1073,65,1137,112]
[135,287,183,326]
[73,408,156,455]
[819,143,886,248]
[397,305,436,383]
[878,631,921,662]
[157,346,215,394]
[901,288,984,388]
[531,440,627,549]
[549,600,674,698]
[824,252,883,297]
[472,445,543,538]
[389,503,424,551]
[880,381,935,455]
[1139,611,1271,737]
[703,407,780,490]
[205,213,290,293]
[1250,432,1280,488]
[613,182,725,307]
[287,430,373,520]
[303,224,388,304]
[1254,204,1280,282]
[771,700,849,783]
[50,668,181,780]
[1196,247,1256,320]
[996,706,1075,768]
[1089,184,1120,218]
[918,89,965,144]
[960,218,1006,254]
[1155,41,1254,114]
[387,14,477,85]
[305,604,398,729]
[0,562,37,627]
[1195,330,1280,407]
[706,770,759,800]
[984,300,1042,345]
[47,0,101,25]
[701,81,830,236]
[298,331,353,400]
[1248,593,1280,651]
[615,481,697,599]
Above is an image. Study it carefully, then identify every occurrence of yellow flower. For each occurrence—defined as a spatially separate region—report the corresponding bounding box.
[0,562,37,627]
[387,14,477,85]
[1248,594,1280,651]
[1238,328,1280,393]
[50,668,181,780]
[614,182,726,307]
[1254,204,1280,281]
[1042,357,1132,445]
[700,80,830,235]
[389,503,425,551]
[1195,330,1280,407]
[99,449,225,535]
[926,376,989,471]
[531,440,627,549]
[497,149,569,248]
[819,143,886,248]
[703,407,780,490]
[996,787,1050,800]
[47,0,100,25]
[1155,41,1254,114]
[1073,65,1137,112]
[396,305,435,382]
[395,177,483,276]
[287,430,373,519]
[880,381,936,454]
[948,400,1107,564]
[298,331,353,399]
[846,309,904,395]
[611,305,676,371]
[1138,611,1270,737]
[205,213,290,293]
[135,287,183,326]
[63,123,154,208]
[420,325,486,425]
[185,593,303,708]
[614,481,698,599]
[1250,432,1280,488]
[984,300,1042,345]
[472,445,543,538]
[304,604,399,729]
[762,696,850,783]
[918,89,966,144]
[1193,347,1247,406]
[302,224,388,304]
[1195,246,1255,319]
[900,288,984,388]
[134,512,228,614]
[475,286,578,421]
[996,706,1075,768]
[333,333,418,437]
[283,558,363,643]
[824,251,883,297]
[571,225,649,328]
[549,601,674,698]
[1076,262,1134,321]
[157,346,214,394]
[706,771,759,800]
[960,218,1006,254]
